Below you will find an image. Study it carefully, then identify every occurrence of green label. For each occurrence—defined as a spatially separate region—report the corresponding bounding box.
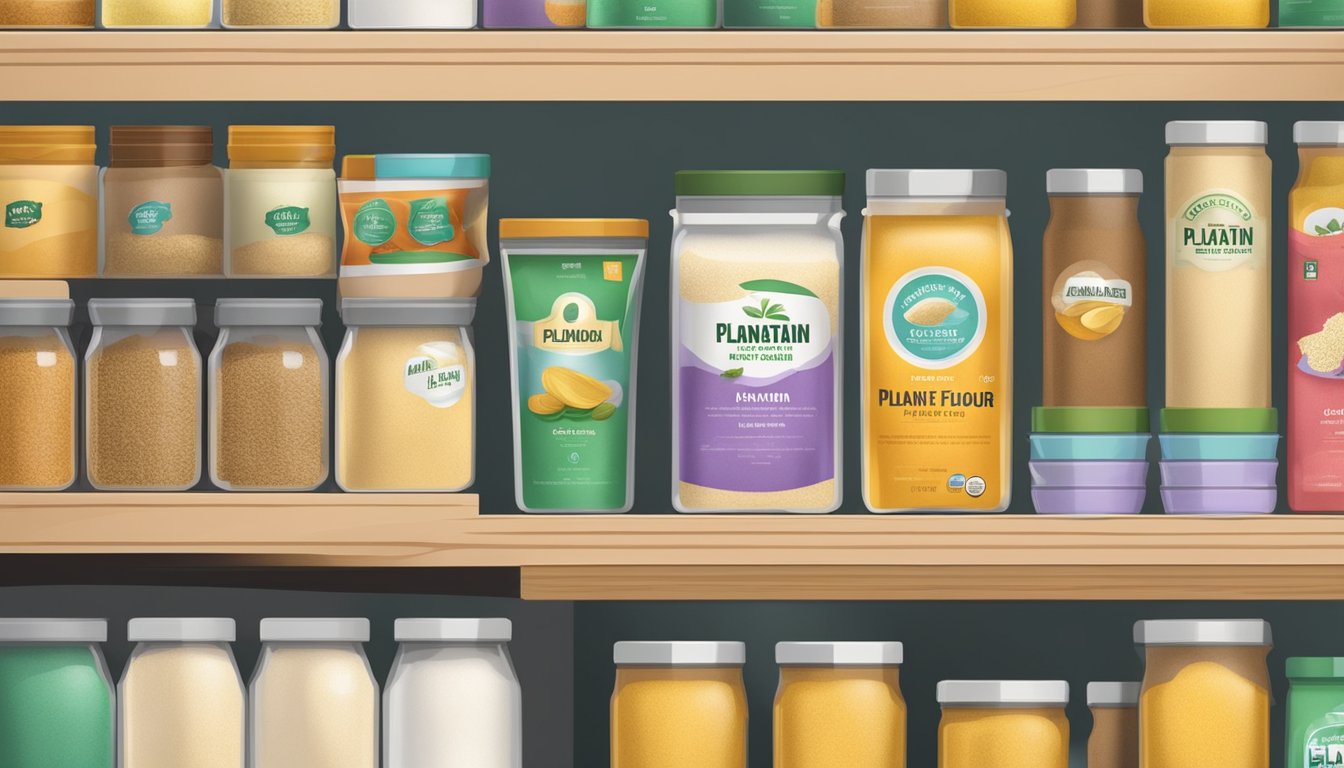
[1280,0,1344,26]
[507,252,642,511]
[723,0,815,27]
[264,206,310,236]
[1307,260,1320,281]
[408,197,452,246]
[353,199,396,246]
[128,201,172,235]
[4,200,41,229]
[883,269,986,368]
[587,0,719,26]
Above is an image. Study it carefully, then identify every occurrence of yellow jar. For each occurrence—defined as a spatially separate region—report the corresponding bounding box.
[774,642,905,768]
[950,0,1076,27]
[0,126,97,278]
[1135,620,1271,768]
[1144,0,1267,27]
[611,641,747,768]
[937,680,1070,768]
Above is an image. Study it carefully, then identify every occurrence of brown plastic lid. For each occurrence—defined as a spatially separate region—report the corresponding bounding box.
[340,154,376,180]
[0,126,96,165]
[109,125,214,168]
[228,125,335,169]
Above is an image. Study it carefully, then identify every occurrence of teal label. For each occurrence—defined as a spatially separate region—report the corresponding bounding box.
[264,206,310,236]
[508,252,642,511]
[883,268,986,368]
[408,197,452,246]
[128,201,172,235]
[587,0,718,26]
[353,199,396,246]
[1281,0,1344,26]
[4,200,41,229]
[723,0,815,27]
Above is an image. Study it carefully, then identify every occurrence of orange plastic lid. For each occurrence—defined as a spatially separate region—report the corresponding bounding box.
[228,125,335,169]
[499,218,649,240]
[340,154,376,180]
[0,126,96,165]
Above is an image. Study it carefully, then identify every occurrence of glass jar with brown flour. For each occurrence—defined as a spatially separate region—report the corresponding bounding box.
[0,296,77,490]
[1087,682,1138,768]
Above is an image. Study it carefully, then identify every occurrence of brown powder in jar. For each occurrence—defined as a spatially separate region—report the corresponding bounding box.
[87,332,200,489]
[817,0,946,26]
[231,233,334,277]
[216,341,325,489]
[0,335,75,489]
[1089,706,1138,768]
[222,0,336,25]
[0,0,93,25]
[105,233,223,277]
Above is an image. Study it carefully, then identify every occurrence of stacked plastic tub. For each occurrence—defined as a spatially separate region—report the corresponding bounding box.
[1158,409,1280,514]
[1031,410,1151,514]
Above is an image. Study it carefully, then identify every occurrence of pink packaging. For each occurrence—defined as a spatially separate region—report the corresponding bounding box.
[1288,216,1344,511]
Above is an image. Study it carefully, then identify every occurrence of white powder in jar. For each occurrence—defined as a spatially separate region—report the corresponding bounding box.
[120,643,244,768]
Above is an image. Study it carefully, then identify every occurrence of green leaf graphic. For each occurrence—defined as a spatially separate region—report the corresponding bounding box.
[721,368,744,379]
[743,306,764,318]
[767,313,791,322]
[1319,226,1333,236]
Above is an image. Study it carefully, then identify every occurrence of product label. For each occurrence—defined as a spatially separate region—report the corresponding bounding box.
[1281,0,1344,26]
[1173,191,1264,272]
[4,199,41,229]
[1050,262,1134,341]
[352,199,396,247]
[883,268,985,368]
[408,197,453,246]
[339,189,478,266]
[723,0,815,27]
[403,342,468,409]
[508,252,641,511]
[128,201,172,236]
[264,205,311,237]
[586,0,719,26]
[679,278,836,494]
[1304,715,1344,767]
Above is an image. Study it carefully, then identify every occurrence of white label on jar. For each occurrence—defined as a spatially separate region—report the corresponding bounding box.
[404,341,467,409]
[1174,190,1265,272]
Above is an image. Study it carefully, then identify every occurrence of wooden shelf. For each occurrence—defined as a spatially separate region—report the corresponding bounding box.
[5,494,1344,600]
[1,30,1340,101]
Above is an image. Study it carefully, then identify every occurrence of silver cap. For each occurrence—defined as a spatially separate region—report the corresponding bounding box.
[1134,619,1272,647]
[937,680,1070,707]
[776,641,903,666]
[1166,121,1268,146]
[216,298,321,328]
[867,169,1007,199]
[394,618,511,642]
[614,641,746,666]
[1047,168,1142,196]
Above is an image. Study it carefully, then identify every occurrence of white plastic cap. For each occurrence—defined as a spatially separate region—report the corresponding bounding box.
[867,169,1007,199]
[1166,121,1268,146]
[0,619,107,643]
[394,618,511,643]
[128,618,235,643]
[776,642,903,666]
[1134,619,1272,646]
[937,680,1070,707]
[614,641,746,666]
[1047,169,1142,196]
[1295,121,1344,147]
[260,618,369,643]
[1087,681,1140,707]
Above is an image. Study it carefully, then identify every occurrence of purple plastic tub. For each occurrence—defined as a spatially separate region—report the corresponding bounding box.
[1160,487,1277,515]
[1030,461,1148,488]
[1159,460,1278,488]
[1032,487,1146,515]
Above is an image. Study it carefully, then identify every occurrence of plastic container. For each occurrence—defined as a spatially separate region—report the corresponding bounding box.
[937,680,1070,768]
[1033,487,1146,515]
[815,0,942,26]
[209,299,328,491]
[1030,434,1151,461]
[338,154,490,300]
[1144,0,1268,26]
[0,0,94,26]
[0,297,77,491]
[612,641,747,768]
[101,126,223,277]
[1280,0,1344,26]
[1075,0,1142,26]
[1286,657,1344,768]
[226,126,337,278]
[1158,434,1280,461]
[99,0,216,26]
[1160,487,1277,515]
[1159,460,1278,488]
[1029,461,1148,488]
[1135,620,1271,768]
[119,618,244,768]
[1087,682,1139,768]
[0,619,114,768]
[85,298,202,491]
[352,0,477,27]
[250,619,377,768]
[500,219,648,513]
[1032,407,1150,434]
[336,298,476,492]
[384,619,521,768]
[1160,407,1278,434]
[586,0,719,26]
[774,642,906,768]
[672,171,844,514]
[222,0,338,27]
[950,0,1075,26]
[483,0,582,26]
[0,126,97,277]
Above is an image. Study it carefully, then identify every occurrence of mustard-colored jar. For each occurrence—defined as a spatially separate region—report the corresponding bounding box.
[0,126,97,278]
[937,680,1070,768]
[774,642,905,768]
[950,0,1076,26]
[1143,0,1267,26]
[1135,620,1271,768]
[611,641,747,768]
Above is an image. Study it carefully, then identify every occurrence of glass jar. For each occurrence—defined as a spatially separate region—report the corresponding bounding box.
[0,0,94,26]
[937,680,1069,768]
[611,641,748,768]
[1087,682,1138,768]
[226,125,337,278]
[352,0,477,27]
[101,125,224,278]
[336,298,476,492]
[0,297,77,490]
[0,125,97,277]
[0,619,114,768]
[384,619,521,768]
[119,618,244,768]
[950,0,1075,26]
[774,642,906,768]
[862,169,1013,513]
[209,298,328,491]
[815,0,945,27]
[86,298,202,491]
[250,619,377,768]
[1286,657,1344,768]
[482,0,582,27]
[222,0,338,27]
[671,171,845,514]
[100,0,216,27]
[1144,0,1267,26]
[1076,0,1141,26]
[1135,619,1271,768]
[1281,0,1344,26]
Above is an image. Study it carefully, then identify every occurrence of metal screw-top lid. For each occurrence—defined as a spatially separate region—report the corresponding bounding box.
[937,680,1070,707]
[614,641,746,667]
[1166,121,1268,146]
[1047,168,1143,196]
[340,298,476,328]
[0,298,73,328]
[1134,619,1272,647]
[0,619,107,643]
[1295,121,1344,147]
[776,641,903,666]
[215,298,321,328]
[867,169,1007,199]
[260,618,369,643]
[394,618,512,643]
[128,617,235,643]
[1087,681,1140,708]
[89,298,196,328]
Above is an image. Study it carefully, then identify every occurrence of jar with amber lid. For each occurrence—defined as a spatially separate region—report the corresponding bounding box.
[775,642,905,768]
[611,641,747,768]
[937,680,1069,768]
[0,126,97,278]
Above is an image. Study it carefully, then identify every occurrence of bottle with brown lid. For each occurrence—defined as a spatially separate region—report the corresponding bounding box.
[101,125,224,277]
[1040,168,1147,431]
[1087,682,1138,768]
